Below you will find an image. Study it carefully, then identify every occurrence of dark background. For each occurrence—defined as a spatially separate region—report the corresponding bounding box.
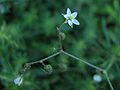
[0,0,120,90]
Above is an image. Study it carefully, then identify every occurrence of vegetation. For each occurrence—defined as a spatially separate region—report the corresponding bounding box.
[0,0,120,90]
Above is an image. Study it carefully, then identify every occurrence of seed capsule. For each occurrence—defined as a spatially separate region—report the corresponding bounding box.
[44,64,53,74]
[59,63,67,72]
[59,32,66,40]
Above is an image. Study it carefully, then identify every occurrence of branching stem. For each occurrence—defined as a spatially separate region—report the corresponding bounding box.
[61,50,104,72]
[103,71,114,90]
[21,21,114,90]
[25,51,61,66]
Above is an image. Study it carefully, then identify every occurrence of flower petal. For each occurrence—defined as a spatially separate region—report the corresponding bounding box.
[63,14,68,19]
[71,12,77,18]
[18,79,23,86]
[68,20,73,28]
[67,8,71,16]
[14,76,23,86]
[72,19,80,25]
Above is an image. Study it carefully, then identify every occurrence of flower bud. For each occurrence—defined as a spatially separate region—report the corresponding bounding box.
[44,64,53,74]
[14,76,23,86]
[93,74,102,83]
[59,32,66,40]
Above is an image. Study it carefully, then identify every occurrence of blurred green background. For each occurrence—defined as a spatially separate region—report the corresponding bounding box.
[0,0,120,90]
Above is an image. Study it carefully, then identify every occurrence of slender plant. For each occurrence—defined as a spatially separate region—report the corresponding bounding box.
[14,8,114,90]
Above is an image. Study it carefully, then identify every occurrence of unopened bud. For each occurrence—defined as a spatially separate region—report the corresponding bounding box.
[93,74,102,83]
[59,63,67,72]
[59,32,66,40]
[14,76,23,86]
[44,64,53,74]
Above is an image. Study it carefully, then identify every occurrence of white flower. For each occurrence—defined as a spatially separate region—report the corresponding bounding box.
[62,8,80,28]
[14,76,23,86]
[93,74,102,83]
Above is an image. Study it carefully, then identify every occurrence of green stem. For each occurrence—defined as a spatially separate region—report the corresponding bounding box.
[61,50,103,72]
[62,50,114,90]
[103,71,114,90]
[57,27,63,50]
[56,22,65,50]
[26,51,61,65]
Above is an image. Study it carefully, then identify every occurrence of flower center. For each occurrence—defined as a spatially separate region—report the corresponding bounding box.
[69,15,73,20]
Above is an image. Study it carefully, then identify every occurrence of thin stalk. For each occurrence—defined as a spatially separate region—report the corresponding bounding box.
[103,71,114,90]
[61,50,104,72]
[57,27,63,50]
[26,51,61,65]
[56,22,65,50]
[62,50,114,90]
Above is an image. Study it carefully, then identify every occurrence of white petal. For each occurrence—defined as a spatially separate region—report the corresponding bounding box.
[72,19,80,25]
[14,77,20,84]
[68,20,73,28]
[63,14,68,19]
[14,76,23,86]
[18,79,23,86]
[71,12,77,18]
[67,8,71,16]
